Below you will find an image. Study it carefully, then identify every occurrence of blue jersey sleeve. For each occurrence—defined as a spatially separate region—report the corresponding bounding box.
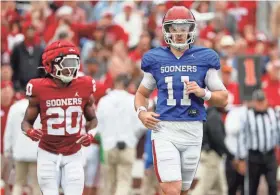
[207,50,221,70]
[141,52,154,73]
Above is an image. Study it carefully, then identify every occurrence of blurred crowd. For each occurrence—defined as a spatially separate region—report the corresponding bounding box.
[1,1,280,195]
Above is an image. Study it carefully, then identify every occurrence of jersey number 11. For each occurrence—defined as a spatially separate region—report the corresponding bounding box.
[165,76,191,106]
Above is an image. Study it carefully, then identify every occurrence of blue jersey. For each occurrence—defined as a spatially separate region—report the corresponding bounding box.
[141,46,220,121]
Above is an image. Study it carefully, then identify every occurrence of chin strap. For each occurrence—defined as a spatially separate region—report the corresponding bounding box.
[170,43,189,51]
[50,73,73,83]
[60,75,74,83]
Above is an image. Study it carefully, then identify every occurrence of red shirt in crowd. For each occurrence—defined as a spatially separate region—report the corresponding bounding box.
[1,24,9,54]
[227,1,257,33]
[129,49,142,63]
[43,12,97,45]
[262,74,280,108]
[94,72,114,104]
[220,82,241,122]
[225,82,241,106]
[129,49,143,68]
[104,24,129,47]
[199,25,230,41]
[44,14,128,47]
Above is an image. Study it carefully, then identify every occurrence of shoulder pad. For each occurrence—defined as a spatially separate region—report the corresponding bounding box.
[79,76,96,94]
[141,51,155,73]
[205,49,220,70]
[26,79,42,97]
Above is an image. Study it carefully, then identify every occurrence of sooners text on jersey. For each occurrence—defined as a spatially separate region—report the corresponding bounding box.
[26,76,96,155]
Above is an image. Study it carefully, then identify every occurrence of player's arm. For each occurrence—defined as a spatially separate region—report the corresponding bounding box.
[207,90,228,107]
[84,95,98,131]
[134,85,152,111]
[76,95,98,147]
[21,96,43,141]
[134,72,160,130]
[204,68,228,107]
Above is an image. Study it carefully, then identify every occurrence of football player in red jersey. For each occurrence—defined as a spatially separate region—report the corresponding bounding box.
[21,40,98,195]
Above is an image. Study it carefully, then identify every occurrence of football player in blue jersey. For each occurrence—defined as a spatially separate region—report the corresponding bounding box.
[134,6,228,195]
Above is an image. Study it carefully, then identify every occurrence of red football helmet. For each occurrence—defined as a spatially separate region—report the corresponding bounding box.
[162,6,196,50]
[42,40,80,83]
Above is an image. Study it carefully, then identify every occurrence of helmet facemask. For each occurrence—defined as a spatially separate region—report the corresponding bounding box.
[163,20,196,51]
[51,54,80,83]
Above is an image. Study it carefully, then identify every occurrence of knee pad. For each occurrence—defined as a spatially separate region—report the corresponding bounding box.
[152,139,182,182]
[61,161,84,195]
[181,144,201,191]
[182,151,200,170]
[64,164,84,185]
[37,161,60,190]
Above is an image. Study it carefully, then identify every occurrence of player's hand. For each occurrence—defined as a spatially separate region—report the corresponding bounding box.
[138,111,160,130]
[185,81,205,98]
[76,134,93,147]
[237,160,246,175]
[26,128,43,142]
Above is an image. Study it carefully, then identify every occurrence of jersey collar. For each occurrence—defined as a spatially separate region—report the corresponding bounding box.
[162,45,194,60]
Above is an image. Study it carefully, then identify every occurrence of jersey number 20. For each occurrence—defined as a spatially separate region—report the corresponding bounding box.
[26,83,83,135]
[165,76,191,106]
[47,106,83,135]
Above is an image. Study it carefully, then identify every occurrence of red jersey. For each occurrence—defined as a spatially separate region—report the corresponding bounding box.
[27,76,96,155]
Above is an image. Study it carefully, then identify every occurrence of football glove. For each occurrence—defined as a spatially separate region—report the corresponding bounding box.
[25,128,43,141]
[76,134,94,147]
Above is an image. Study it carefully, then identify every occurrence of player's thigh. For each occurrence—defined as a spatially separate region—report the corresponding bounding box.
[84,144,100,188]
[180,143,202,191]
[61,152,84,195]
[152,139,181,183]
[37,151,60,194]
